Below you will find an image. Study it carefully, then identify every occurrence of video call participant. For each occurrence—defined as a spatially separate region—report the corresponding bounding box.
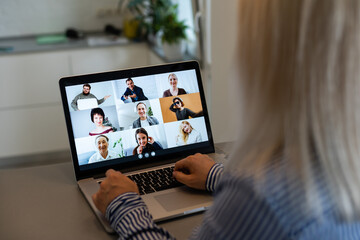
[176,121,202,146]
[71,83,111,111]
[89,108,114,136]
[88,135,117,164]
[132,102,159,128]
[132,128,162,155]
[169,97,203,121]
[162,73,187,97]
[121,78,148,103]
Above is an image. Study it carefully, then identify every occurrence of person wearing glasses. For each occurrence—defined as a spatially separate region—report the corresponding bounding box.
[169,97,202,121]
[71,83,111,111]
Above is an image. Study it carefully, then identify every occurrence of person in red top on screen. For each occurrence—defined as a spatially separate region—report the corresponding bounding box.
[89,108,113,136]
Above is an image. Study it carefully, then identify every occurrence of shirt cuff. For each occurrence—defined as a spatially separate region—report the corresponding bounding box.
[205,163,224,192]
[105,192,148,236]
[106,192,174,239]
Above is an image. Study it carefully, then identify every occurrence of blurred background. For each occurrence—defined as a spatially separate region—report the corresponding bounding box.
[0,0,238,166]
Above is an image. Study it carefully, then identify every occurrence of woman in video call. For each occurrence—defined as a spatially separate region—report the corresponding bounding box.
[132,128,163,155]
[176,121,202,146]
[88,135,117,164]
[162,73,187,97]
[169,97,202,121]
[89,108,113,136]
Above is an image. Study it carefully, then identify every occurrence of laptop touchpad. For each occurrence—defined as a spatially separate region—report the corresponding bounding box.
[154,188,212,212]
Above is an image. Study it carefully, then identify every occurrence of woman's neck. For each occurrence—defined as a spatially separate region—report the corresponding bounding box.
[170,87,178,94]
[100,150,108,159]
[96,125,105,130]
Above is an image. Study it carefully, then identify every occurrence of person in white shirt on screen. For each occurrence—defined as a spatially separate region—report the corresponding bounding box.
[132,102,159,128]
[88,135,117,164]
[176,121,202,146]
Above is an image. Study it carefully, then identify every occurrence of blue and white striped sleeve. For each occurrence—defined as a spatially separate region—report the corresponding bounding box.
[106,192,175,240]
[190,173,288,240]
[205,163,224,192]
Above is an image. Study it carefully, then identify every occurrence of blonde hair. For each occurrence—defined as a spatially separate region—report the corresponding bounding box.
[230,0,360,220]
[168,73,178,81]
[179,121,193,144]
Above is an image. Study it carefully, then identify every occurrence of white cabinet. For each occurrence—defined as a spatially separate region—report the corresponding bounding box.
[0,43,155,159]
[70,43,149,75]
[0,52,70,109]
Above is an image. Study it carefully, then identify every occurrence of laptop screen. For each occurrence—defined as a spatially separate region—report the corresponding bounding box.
[59,61,214,180]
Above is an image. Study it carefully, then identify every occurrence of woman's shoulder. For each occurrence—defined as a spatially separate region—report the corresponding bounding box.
[163,89,171,97]
[89,126,113,135]
[178,88,187,94]
[88,152,99,163]
[101,126,113,134]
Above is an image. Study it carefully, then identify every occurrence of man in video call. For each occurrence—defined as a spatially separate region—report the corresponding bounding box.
[132,102,159,128]
[121,78,148,103]
[71,84,111,111]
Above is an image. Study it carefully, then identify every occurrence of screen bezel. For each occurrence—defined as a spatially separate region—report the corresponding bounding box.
[59,61,215,180]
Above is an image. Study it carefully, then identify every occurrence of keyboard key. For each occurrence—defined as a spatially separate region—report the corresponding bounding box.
[128,166,183,195]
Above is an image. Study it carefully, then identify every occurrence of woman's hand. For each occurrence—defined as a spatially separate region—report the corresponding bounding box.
[148,136,155,144]
[137,145,143,154]
[173,153,216,190]
[92,169,139,215]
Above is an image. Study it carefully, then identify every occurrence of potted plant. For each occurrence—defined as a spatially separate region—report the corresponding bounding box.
[120,0,188,60]
[120,0,173,42]
[160,4,188,60]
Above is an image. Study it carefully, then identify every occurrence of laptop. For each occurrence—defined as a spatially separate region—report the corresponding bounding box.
[59,61,218,233]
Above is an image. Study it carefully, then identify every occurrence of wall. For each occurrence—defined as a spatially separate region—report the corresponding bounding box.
[209,0,239,143]
[0,0,122,38]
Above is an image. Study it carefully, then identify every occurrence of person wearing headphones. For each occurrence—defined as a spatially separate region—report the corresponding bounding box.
[132,128,162,155]
[169,97,203,121]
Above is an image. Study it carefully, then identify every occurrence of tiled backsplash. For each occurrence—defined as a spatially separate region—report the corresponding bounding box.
[0,0,123,38]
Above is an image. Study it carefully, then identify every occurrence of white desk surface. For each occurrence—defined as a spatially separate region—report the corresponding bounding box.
[0,143,231,240]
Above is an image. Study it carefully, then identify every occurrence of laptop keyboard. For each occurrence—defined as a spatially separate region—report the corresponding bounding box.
[98,166,183,195]
[128,166,183,195]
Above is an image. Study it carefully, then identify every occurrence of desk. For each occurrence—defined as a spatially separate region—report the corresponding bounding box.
[0,143,231,240]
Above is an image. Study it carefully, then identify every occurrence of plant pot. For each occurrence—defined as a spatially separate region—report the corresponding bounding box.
[123,19,139,39]
[162,41,186,61]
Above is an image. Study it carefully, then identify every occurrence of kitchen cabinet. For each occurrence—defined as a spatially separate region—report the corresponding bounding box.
[0,43,163,159]
[70,43,149,75]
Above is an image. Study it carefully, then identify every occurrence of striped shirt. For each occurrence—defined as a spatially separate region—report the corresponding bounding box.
[106,163,360,239]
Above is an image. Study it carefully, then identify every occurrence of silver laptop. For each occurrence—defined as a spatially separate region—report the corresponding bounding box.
[59,61,217,233]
